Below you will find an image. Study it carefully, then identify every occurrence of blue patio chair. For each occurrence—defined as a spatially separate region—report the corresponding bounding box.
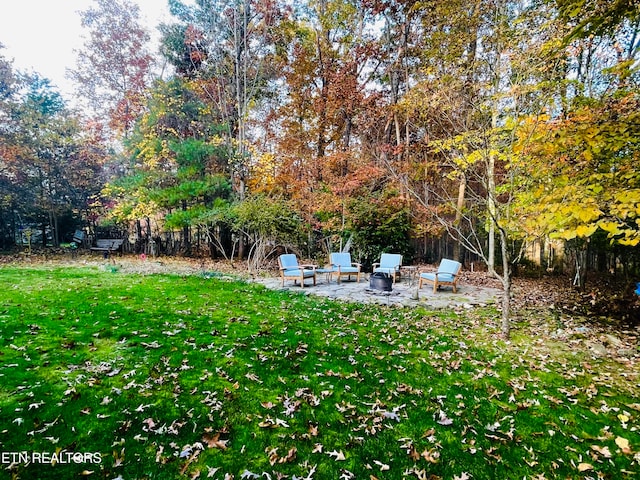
[329,252,362,283]
[372,253,402,283]
[419,258,462,293]
[277,253,317,288]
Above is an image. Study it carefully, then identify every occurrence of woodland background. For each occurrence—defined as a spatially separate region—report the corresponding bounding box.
[0,0,639,326]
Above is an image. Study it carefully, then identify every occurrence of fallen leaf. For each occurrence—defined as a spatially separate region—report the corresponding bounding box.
[421,448,440,463]
[206,466,220,478]
[266,447,279,466]
[577,463,593,472]
[327,450,346,461]
[258,417,289,428]
[615,436,632,454]
[421,428,436,439]
[142,418,156,431]
[245,373,262,383]
[436,409,453,425]
[240,471,259,479]
[283,446,297,463]
[591,445,612,458]
[373,460,389,471]
[202,432,228,450]
[112,448,125,467]
[266,446,297,465]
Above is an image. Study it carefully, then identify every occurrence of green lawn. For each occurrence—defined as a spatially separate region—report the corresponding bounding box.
[0,265,638,479]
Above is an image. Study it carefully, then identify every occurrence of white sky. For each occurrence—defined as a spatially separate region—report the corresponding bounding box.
[0,0,191,101]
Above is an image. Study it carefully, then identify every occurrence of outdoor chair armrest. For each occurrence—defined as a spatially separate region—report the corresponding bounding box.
[434,270,459,278]
[372,262,380,269]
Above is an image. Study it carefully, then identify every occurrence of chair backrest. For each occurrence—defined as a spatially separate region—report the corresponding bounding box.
[438,259,461,275]
[73,230,85,243]
[380,253,402,269]
[279,254,299,269]
[330,252,352,267]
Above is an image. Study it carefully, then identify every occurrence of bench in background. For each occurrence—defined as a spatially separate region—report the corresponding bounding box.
[90,239,125,258]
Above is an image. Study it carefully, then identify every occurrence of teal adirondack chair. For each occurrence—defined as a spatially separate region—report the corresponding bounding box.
[277,254,317,288]
[419,259,462,293]
[372,253,402,283]
[329,252,362,283]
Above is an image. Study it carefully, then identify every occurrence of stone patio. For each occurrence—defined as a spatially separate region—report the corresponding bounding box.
[252,272,501,309]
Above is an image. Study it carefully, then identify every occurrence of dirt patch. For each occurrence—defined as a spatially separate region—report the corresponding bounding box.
[0,252,244,278]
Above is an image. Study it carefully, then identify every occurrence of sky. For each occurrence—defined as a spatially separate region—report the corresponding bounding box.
[0,0,190,101]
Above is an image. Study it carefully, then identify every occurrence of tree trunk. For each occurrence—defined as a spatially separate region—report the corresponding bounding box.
[181,200,190,255]
[482,219,511,340]
[499,229,511,339]
[487,155,496,270]
[453,173,466,262]
[573,244,588,290]
[487,2,504,272]
[49,209,60,247]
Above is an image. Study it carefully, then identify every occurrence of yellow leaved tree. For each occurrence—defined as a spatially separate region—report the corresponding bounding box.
[513,93,640,286]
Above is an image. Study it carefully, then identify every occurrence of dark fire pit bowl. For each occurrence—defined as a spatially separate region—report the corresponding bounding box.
[370,272,393,291]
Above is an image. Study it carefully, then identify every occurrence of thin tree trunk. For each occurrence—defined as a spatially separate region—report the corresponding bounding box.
[499,230,511,339]
[49,209,60,247]
[453,173,466,262]
[573,244,588,290]
[487,154,496,270]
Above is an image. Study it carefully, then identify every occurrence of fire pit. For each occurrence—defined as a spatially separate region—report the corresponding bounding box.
[369,272,393,292]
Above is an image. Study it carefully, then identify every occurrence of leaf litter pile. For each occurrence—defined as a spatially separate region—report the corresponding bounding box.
[0,265,638,479]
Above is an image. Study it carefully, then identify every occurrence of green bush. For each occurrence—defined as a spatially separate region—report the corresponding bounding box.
[347,190,413,268]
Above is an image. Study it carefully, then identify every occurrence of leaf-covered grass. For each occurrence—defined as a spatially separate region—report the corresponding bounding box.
[0,265,638,479]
